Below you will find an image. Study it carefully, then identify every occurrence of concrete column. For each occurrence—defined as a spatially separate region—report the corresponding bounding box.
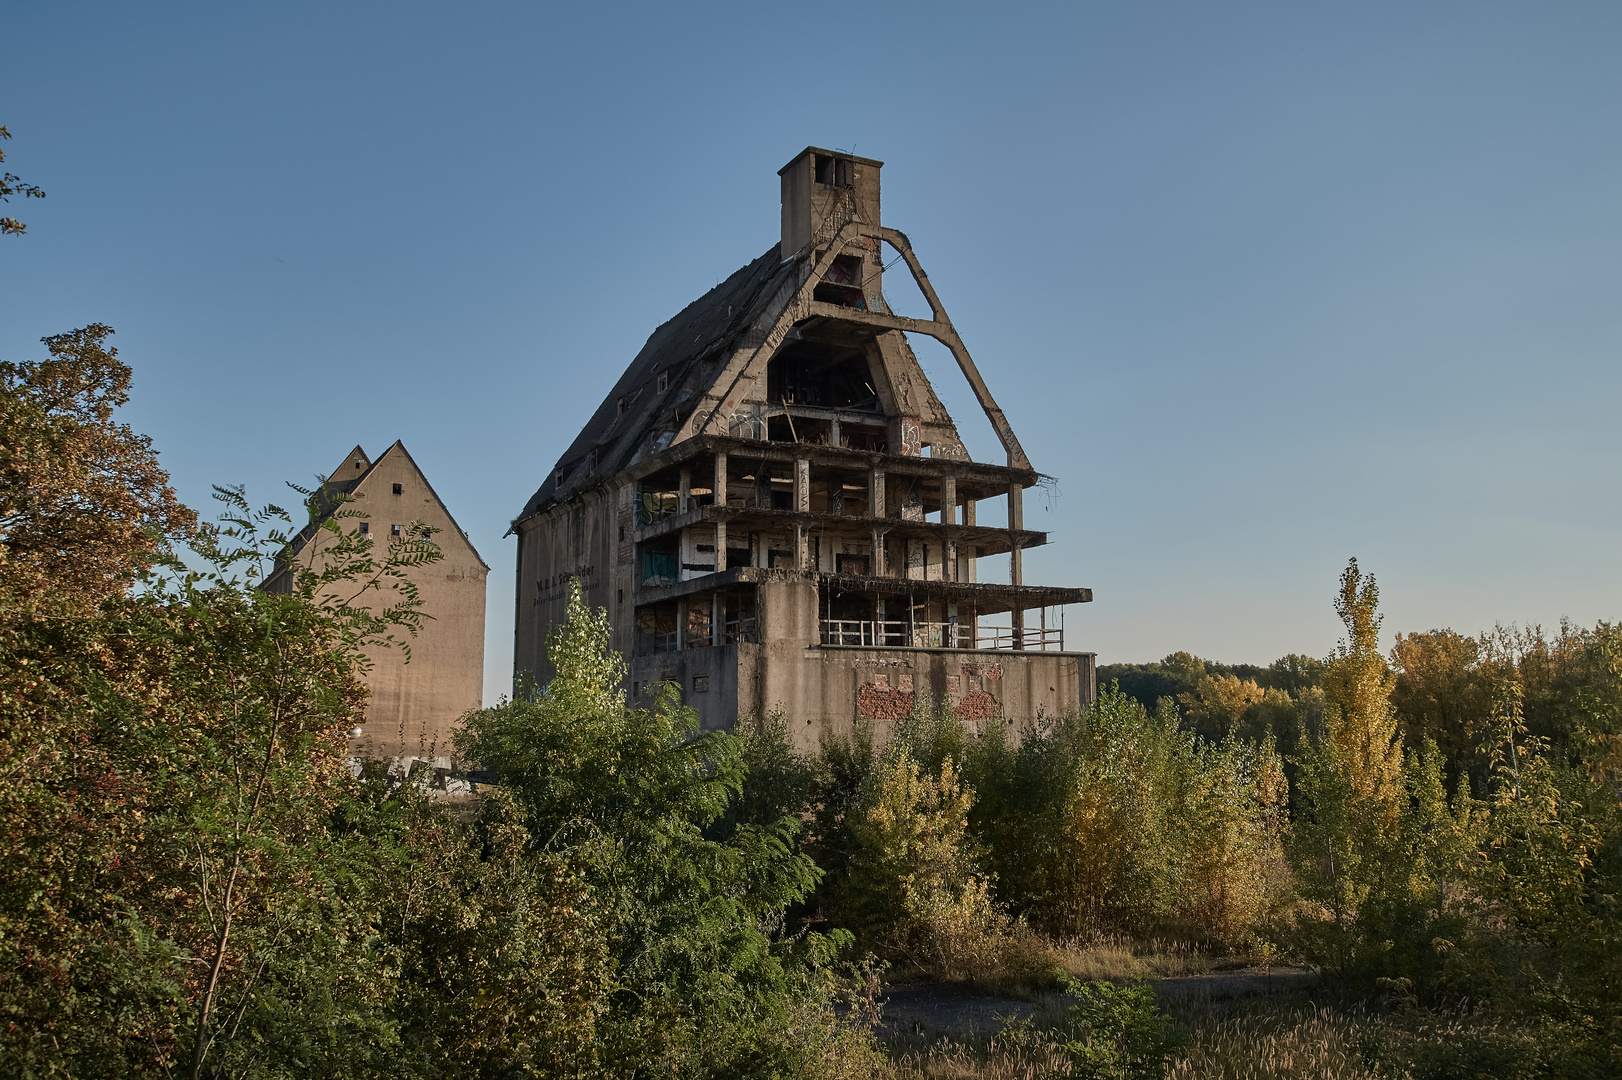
[942,474,957,525]
[1011,485,1025,648]
[794,523,808,571]
[714,451,727,507]
[679,465,692,513]
[676,596,688,651]
[945,535,958,583]
[1009,483,1024,588]
[712,591,724,647]
[794,457,810,513]
[964,497,976,526]
[872,528,885,576]
[830,417,842,447]
[714,520,727,573]
[869,466,885,519]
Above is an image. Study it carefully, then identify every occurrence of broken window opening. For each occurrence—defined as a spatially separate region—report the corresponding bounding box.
[814,254,867,309]
[657,370,670,393]
[814,154,854,188]
[766,342,880,412]
[639,545,679,588]
[392,483,403,495]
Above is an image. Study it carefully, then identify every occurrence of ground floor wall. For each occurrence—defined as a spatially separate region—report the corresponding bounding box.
[629,640,1095,754]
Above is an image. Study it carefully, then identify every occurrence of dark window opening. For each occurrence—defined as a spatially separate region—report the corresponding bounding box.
[813,254,867,308]
[693,674,710,693]
[390,523,401,538]
[836,553,871,576]
[766,342,880,411]
[842,425,888,453]
[618,525,625,542]
[657,370,669,393]
[359,522,370,537]
[616,395,627,415]
[814,154,853,188]
[391,483,402,495]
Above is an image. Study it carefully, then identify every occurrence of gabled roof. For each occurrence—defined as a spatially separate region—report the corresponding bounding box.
[515,243,801,523]
[279,441,488,574]
[359,441,489,571]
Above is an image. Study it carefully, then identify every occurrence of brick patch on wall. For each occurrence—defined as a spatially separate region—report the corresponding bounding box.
[954,691,1000,722]
[858,683,916,720]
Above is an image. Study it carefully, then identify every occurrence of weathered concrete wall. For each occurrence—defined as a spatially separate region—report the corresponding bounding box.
[629,644,740,732]
[323,446,487,764]
[513,481,633,683]
[767,646,1092,755]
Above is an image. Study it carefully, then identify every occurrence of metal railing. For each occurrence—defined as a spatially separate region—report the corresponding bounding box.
[979,625,1066,652]
[640,616,758,656]
[820,619,973,649]
[820,619,1065,651]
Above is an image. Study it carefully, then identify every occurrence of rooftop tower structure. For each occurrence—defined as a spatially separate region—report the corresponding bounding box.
[512,148,1093,747]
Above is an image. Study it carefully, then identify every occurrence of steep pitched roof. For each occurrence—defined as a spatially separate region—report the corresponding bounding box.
[362,441,490,571]
[515,243,801,523]
[272,441,488,580]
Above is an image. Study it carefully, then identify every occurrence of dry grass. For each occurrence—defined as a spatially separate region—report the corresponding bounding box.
[1046,933,1219,983]
[888,1000,1376,1079]
[1166,1002,1373,1079]
[884,930,1229,998]
[883,990,1565,1080]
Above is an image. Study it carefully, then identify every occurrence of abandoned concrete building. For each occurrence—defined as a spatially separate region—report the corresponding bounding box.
[512,147,1093,748]
[265,442,489,768]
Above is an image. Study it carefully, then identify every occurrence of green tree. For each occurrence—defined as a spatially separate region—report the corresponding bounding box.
[1390,628,1493,789]
[0,327,469,1077]
[454,582,837,1074]
[0,125,46,236]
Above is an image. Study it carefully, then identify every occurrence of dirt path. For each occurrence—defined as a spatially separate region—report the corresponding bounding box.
[878,967,1316,1043]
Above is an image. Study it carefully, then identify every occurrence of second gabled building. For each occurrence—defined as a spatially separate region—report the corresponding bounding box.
[512,147,1094,748]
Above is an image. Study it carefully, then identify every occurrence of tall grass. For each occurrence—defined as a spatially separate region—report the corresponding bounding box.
[885,992,1565,1080]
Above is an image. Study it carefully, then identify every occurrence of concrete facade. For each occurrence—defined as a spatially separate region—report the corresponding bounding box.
[266,442,489,765]
[512,148,1093,751]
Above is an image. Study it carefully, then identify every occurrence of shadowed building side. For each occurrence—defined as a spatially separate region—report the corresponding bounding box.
[266,441,489,767]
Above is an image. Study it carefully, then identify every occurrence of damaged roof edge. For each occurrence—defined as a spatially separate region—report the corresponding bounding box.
[514,242,801,523]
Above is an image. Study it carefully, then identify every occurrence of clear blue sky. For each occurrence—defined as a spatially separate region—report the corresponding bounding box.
[6,3,1620,702]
